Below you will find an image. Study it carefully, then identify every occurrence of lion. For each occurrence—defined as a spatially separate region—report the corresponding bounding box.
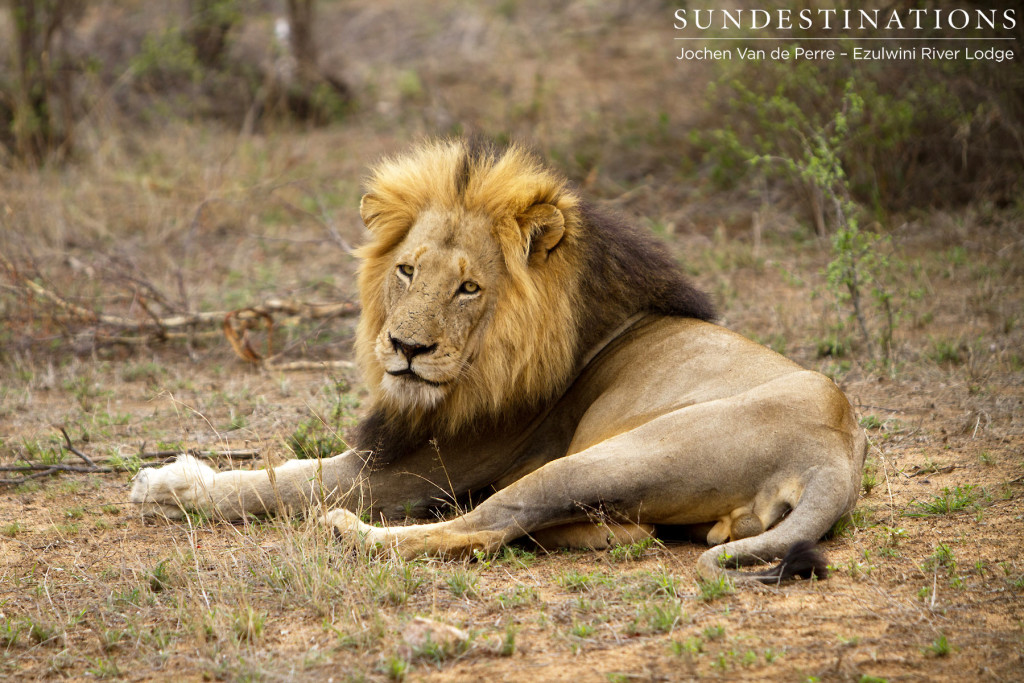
[131,139,866,582]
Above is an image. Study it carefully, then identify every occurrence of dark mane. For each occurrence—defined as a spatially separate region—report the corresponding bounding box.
[455,135,501,197]
[352,408,429,466]
[574,201,715,352]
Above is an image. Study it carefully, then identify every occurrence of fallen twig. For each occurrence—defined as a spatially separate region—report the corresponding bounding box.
[0,463,115,474]
[59,426,96,467]
[2,251,359,336]
[224,309,275,362]
[223,302,361,365]
[0,430,262,487]
[910,464,956,477]
[1,470,69,485]
[0,461,171,485]
[136,448,261,461]
[4,251,361,369]
[94,330,222,345]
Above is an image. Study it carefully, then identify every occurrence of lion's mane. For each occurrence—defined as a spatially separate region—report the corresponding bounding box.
[353,139,715,456]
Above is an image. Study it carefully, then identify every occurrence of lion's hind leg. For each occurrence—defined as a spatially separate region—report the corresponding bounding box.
[696,466,855,584]
[325,426,680,560]
[326,511,655,558]
[530,521,655,551]
[706,507,765,546]
[325,509,511,560]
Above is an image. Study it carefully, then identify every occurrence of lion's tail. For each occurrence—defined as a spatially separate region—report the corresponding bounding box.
[695,464,859,584]
[738,540,830,583]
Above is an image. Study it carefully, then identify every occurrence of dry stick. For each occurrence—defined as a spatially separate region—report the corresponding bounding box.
[94,330,222,345]
[5,250,358,329]
[225,303,360,366]
[0,430,261,487]
[6,263,358,334]
[5,252,360,367]
[134,291,172,330]
[0,463,111,474]
[0,462,170,487]
[224,308,274,362]
[136,448,261,461]
[880,451,896,527]
[59,426,96,467]
[0,470,64,485]
[910,465,956,478]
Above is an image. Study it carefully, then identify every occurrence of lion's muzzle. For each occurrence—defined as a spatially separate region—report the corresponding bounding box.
[389,334,437,362]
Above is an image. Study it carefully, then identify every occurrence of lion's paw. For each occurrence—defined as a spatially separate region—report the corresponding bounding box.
[324,509,369,539]
[130,455,216,518]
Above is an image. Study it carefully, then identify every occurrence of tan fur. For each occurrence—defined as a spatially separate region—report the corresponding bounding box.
[131,139,867,581]
[529,522,656,551]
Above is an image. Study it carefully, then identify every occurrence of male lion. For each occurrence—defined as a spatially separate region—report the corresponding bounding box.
[132,139,866,582]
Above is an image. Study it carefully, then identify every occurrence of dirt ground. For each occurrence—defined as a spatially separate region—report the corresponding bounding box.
[2,201,1021,681]
[2,2,1023,681]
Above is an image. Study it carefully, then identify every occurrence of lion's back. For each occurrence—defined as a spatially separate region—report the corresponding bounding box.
[564,316,814,453]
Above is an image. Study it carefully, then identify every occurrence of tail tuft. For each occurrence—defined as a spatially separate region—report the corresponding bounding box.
[748,540,829,584]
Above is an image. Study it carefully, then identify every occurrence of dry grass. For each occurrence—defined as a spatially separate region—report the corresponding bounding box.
[2,2,1023,681]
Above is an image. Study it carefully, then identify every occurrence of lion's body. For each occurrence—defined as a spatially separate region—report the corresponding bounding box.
[131,140,866,580]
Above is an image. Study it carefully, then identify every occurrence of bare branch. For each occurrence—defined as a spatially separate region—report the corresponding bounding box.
[58,426,96,467]
[136,448,261,461]
[0,429,263,487]
[2,252,358,336]
[0,463,108,474]
[1,470,63,485]
[3,250,360,368]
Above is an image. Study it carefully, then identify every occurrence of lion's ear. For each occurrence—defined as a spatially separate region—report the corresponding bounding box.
[359,193,383,230]
[517,203,565,264]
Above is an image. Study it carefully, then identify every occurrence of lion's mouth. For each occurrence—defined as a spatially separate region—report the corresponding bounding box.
[386,367,447,388]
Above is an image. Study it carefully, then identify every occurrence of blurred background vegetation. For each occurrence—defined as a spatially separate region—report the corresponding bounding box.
[3,1,1020,203]
[1,0,1022,365]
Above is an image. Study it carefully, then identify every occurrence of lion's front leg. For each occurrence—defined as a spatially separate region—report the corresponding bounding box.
[130,455,217,519]
[131,451,368,520]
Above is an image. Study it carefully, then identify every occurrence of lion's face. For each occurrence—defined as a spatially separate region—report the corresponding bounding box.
[373,208,500,410]
[354,140,584,432]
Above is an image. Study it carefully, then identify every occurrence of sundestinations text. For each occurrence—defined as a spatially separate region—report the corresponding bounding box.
[673,8,1017,32]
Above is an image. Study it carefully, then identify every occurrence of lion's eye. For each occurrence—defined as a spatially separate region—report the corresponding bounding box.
[458,281,480,295]
[397,264,415,278]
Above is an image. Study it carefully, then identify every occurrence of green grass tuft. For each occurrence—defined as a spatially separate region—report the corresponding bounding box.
[908,485,979,516]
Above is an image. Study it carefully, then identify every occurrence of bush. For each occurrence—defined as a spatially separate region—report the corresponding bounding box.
[2,1,85,164]
[695,11,1024,215]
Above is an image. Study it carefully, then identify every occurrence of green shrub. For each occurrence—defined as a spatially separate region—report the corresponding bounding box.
[696,23,1024,213]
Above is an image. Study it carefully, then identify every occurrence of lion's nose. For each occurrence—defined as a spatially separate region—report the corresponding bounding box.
[389,334,437,362]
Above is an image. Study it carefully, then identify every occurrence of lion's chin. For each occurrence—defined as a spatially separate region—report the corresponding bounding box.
[381,373,448,412]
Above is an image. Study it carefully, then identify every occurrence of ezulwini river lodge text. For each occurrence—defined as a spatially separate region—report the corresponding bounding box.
[676,45,1015,62]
